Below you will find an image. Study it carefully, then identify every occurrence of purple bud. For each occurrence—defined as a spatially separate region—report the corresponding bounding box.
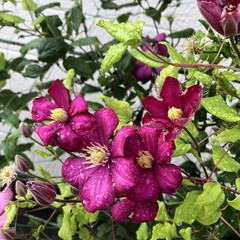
[0,228,15,240]
[15,155,30,172]
[15,180,27,196]
[197,0,240,36]
[26,181,56,206]
[19,122,32,138]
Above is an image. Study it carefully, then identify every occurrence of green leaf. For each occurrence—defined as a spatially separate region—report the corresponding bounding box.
[73,37,99,46]
[222,71,240,81]
[4,202,17,228]
[38,38,70,62]
[35,2,60,16]
[201,96,240,122]
[161,42,186,64]
[100,96,133,130]
[0,12,24,24]
[196,182,225,225]
[79,227,93,240]
[22,64,43,78]
[130,48,165,68]
[97,19,144,45]
[174,190,201,225]
[173,138,191,157]
[179,227,192,240]
[188,70,212,85]
[0,53,6,70]
[155,201,170,222]
[71,6,83,33]
[20,38,43,55]
[157,65,179,89]
[100,42,128,74]
[214,125,240,142]
[212,144,240,173]
[34,149,52,158]
[37,166,51,181]
[57,183,73,199]
[236,178,240,192]
[227,196,240,211]
[151,222,178,240]
[180,121,199,140]
[63,56,94,78]
[22,0,37,11]
[215,74,238,97]
[58,205,74,240]
[168,28,195,38]
[32,15,45,26]
[136,223,148,240]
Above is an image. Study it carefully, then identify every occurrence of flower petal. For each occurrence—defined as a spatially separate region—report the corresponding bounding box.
[48,80,69,111]
[142,113,170,129]
[0,212,7,228]
[69,94,88,116]
[131,201,159,224]
[155,164,183,194]
[155,128,179,164]
[57,124,84,152]
[127,169,160,202]
[32,97,55,121]
[138,126,162,157]
[80,166,115,212]
[0,186,13,215]
[35,122,60,146]
[160,77,182,108]
[142,96,169,118]
[181,84,202,116]
[110,126,137,158]
[94,108,119,146]
[62,157,97,190]
[111,157,139,194]
[112,198,135,223]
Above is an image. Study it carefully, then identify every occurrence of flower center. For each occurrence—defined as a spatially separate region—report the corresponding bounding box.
[168,107,183,121]
[84,144,109,167]
[0,163,16,186]
[50,108,68,122]
[227,1,237,11]
[137,150,154,169]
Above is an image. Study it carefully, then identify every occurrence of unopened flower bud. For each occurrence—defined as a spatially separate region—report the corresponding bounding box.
[15,155,30,172]
[26,181,56,206]
[19,122,32,138]
[0,228,15,240]
[197,0,240,36]
[15,180,27,196]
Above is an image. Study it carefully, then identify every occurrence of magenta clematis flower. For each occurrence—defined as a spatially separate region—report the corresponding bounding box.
[122,126,182,203]
[0,186,13,230]
[197,0,240,36]
[62,110,140,213]
[32,80,95,152]
[134,33,168,83]
[112,198,159,224]
[142,76,202,131]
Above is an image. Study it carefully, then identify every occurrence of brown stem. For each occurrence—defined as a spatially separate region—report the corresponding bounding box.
[134,47,240,71]
[210,37,226,65]
[220,216,240,238]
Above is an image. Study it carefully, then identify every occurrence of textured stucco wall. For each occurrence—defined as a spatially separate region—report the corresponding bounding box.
[0,0,204,173]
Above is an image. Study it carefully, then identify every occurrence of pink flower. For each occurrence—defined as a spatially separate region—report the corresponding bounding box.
[134,33,168,83]
[112,198,159,223]
[32,80,95,152]
[142,76,202,131]
[197,0,240,36]
[0,186,13,229]
[62,111,140,213]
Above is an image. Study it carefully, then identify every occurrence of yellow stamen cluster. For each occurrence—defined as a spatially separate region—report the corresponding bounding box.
[168,107,183,121]
[84,144,109,168]
[0,162,16,187]
[137,150,154,169]
[50,108,68,122]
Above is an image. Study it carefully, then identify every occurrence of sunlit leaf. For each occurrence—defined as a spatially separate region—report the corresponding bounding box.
[212,144,240,173]
[202,96,240,122]
[227,196,240,211]
[151,222,178,240]
[179,227,192,240]
[214,125,240,142]
[22,0,37,11]
[136,223,148,240]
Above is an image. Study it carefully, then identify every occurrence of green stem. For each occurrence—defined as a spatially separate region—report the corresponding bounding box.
[230,36,240,59]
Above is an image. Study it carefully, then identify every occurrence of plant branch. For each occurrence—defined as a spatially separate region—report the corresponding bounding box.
[230,36,240,59]
[220,216,240,238]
